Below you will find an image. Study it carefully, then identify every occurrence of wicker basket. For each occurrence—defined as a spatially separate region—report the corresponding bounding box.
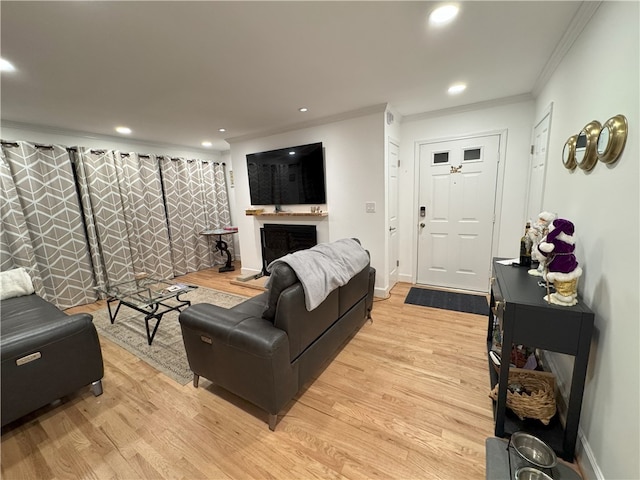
[489,368,557,425]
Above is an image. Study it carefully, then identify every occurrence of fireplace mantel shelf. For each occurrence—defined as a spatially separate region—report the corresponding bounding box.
[246,212,328,217]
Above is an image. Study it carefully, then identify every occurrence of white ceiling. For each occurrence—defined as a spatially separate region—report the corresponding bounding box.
[1,1,583,151]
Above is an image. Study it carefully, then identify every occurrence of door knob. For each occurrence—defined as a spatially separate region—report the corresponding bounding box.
[420,223,425,228]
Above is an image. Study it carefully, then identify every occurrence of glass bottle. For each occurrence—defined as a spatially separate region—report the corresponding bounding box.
[519,222,532,267]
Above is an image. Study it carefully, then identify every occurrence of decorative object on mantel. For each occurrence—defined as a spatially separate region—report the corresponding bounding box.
[537,218,583,306]
[597,114,628,164]
[246,211,328,217]
[245,208,265,215]
[528,211,557,277]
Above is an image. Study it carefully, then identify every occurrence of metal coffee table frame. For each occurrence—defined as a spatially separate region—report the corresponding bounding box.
[97,277,197,345]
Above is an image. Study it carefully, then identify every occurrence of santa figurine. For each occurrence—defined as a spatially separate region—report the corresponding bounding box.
[528,211,557,277]
[537,218,583,306]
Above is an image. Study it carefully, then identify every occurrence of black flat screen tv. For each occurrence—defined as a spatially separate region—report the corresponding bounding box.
[246,142,326,206]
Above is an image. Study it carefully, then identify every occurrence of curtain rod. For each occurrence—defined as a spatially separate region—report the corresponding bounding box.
[1,141,19,148]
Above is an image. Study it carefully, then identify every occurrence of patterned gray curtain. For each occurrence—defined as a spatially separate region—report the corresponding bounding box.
[160,157,234,275]
[202,161,235,263]
[72,148,173,290]
[115,152,174,280]
[0,141,95,308]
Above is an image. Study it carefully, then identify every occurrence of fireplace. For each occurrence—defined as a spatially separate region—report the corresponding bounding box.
[260,224,317,275]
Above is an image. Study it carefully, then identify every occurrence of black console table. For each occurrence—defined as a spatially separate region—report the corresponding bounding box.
[488,259,594,462]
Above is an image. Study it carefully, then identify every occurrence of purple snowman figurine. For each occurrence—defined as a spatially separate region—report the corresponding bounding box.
[537,218,583,306]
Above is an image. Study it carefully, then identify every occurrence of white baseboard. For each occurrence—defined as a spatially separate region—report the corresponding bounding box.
[240,266,262,278]
[398,273,413,283]
[374,286,389,299]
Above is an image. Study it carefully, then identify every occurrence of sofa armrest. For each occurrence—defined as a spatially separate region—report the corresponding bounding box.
[1,312,97,360]
[178,303,297,415]
[179,303,288,356]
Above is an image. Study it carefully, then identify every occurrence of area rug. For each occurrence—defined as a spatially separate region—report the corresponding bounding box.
[404,287,489,316]
[91,287,248,385]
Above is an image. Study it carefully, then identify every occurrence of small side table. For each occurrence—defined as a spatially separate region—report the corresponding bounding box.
[200,227,238,272]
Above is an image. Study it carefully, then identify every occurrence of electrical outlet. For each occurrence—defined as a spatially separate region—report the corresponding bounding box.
[365,202,376,213]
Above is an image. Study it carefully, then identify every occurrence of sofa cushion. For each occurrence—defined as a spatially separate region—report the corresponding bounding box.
[262,263,298,321]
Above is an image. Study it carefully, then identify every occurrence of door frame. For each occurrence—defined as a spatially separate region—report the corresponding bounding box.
[525,102,553,221]
[410,129,508,288]
[387,138,400,293]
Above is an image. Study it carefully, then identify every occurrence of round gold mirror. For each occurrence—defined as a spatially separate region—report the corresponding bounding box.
[575,120,601,171]
[597,114,628,164]
[562,135,577,170]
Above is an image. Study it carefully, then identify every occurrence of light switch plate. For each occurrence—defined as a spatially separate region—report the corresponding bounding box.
[365,201,376,213]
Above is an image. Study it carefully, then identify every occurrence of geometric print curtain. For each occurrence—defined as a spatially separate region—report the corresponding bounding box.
[0,141,96,309]
[202,160,234,262]
[159,157,234,276]
[1,139,233,307]
[113,151,174,281]
[71,148,174,291]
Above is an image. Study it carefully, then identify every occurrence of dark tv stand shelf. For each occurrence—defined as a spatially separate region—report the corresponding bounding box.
[488,258,594,462]
[246,212,328,217]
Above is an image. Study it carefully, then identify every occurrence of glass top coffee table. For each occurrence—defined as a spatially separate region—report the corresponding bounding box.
[96,277,197,345]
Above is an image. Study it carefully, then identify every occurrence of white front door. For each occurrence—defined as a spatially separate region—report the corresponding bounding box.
[416,135,500,292]
[388,141,399,290]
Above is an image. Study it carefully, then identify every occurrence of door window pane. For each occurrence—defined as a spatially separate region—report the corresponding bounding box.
[433,152,449,164]
[463,148,482,161]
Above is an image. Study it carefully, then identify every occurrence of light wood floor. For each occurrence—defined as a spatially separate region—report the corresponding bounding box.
[1,263,497,479]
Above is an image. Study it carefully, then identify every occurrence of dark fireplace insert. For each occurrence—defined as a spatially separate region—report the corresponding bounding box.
[260,224,317,275]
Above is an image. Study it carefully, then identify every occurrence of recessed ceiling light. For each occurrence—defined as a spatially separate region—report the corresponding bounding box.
[0,58,16,72]
[115,126,132,134]
[429,4,459,26]
[448,83,467,95]
[201,141,213,147]
[218,128,226,133]
[299,107,308,112]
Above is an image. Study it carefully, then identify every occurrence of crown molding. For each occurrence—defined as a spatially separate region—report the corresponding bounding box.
[225,103,388,145]
[532,1,602,97]
[401,93,533,124]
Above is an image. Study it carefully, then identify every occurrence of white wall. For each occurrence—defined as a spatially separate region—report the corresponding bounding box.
[534,3,639,479]
[398,99,535,284]
[228,111,386,294]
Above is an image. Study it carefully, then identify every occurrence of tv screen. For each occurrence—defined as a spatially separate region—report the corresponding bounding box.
[246,142,326,205]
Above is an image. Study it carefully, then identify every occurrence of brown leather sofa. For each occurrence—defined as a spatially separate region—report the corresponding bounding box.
[1,294,104,427]
[179,258,375,430]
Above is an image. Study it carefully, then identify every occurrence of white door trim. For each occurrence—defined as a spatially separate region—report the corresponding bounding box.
[525,102,554,221]
[387,138,400,294]
[410,129,508,287]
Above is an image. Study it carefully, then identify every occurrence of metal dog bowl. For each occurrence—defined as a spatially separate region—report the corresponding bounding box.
[515,466,554,480]
[511,432,557,469]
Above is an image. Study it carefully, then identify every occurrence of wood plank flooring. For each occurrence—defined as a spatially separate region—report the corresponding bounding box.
[1,264,497,479]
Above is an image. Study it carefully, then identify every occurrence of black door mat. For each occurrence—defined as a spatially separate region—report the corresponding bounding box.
[404,287,489,316]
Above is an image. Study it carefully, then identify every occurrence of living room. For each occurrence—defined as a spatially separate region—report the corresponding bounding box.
[1,2,638,480]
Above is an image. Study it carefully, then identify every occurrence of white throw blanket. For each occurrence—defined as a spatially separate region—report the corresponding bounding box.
[266,238,369,311]
[0,267,35,300]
